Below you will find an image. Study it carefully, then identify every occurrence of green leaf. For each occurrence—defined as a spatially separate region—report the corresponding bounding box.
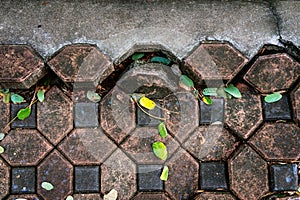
[66,195,74,200]
[0,89,9,94]
[202,96,213,105]
[0,146,4,154]
[152,141,168,161]
[264,92,282,103]
[216,87,232,99]
[0,133,5,141]
[132,53,145,61]
[224,84,242,98]
[150,56,170,65]
[202,88,218,96]
[41,181,54,191]
[3,93,11,103]
[179,75,194,88]
[87,91,101,103]
[17,107,31,120]
[37,90,45,102]
[158,122,168,138]
[104,189,118,200]
[160,166,169,181]
[10,93,24,104]
[139,96,156,110]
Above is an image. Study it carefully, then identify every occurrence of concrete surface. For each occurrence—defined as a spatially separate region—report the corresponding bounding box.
[0,0,283,61]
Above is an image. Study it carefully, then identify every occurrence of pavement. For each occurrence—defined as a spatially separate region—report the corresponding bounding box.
[0,1,300,200]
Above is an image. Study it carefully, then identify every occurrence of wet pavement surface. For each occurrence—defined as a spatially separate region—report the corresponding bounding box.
[0,1,300,200]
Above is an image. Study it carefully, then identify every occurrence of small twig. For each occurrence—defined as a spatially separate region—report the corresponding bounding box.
[155,104,179,114]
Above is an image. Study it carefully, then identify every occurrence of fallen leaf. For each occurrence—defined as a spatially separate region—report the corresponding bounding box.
[150,56,170,65]
[152,141,168,161]
[264,92,282,103]
[202,88,218,96]
[66,195,74,200]
[0,146,4,154]
[202,96,213,105]
[104,189,118,200]
[87,91,101,103]
[0,133,5,141]
[3,93,11,103]
[158,122,168,138]
[224,84,242,98]
[17,107,31,120]
[41,181,54,191]
[160,166,169,181]
[179,75,194,89]
[132,53,145,60]
[139,96,156,110]
[37,90,45,102]
[11,93,24,104]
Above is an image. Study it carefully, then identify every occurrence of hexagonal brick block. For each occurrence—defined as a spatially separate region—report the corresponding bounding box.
[1,129,52,166]
[131,192,171,200]
[116,62,179,94]
[225,92,263,139]
[0,45,46,89]
[292,84,300,124]
[37,86,73,145]
[121,127,179,164]
[164,92,199,143]
[249,123,300,161]
[100,86,135,144]
[101,149,136,199]
[47,44,113,87]
[194,192,237,200]
[59,128,117,165]
[0,101,10,132]
[183,125,238,161]
[244,53,300,93]
[0,157,10,199]
[185,43,247,81]
[38,150,72,200]
[229,145,268,200]
[165,148,199,200]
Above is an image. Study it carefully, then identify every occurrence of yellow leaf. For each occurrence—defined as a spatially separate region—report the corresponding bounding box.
[139,96,156,110]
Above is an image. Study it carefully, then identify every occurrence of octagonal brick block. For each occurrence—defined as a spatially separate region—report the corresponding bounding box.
[48,44,113,87]
[37,86,73,145]
[0,101,10,132]
[225,92,263,139]
[165,148,199,200]
[0,45,46,89]
[1,129,52,166]
[131,192,171,200]
[164,92,199,143]
[100,86,135,144]
[38,150,73,200]
[292,84,300,125]
[229,145,268,199]
[59,128,117,165]
[0,157,10,199]
[185,42,247,81]
[101,149,136,199]
[244,53,300,93]
[121,127,179,164]
[183,125,238,161]
[249,123,300,161]
[194,192,237,200]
